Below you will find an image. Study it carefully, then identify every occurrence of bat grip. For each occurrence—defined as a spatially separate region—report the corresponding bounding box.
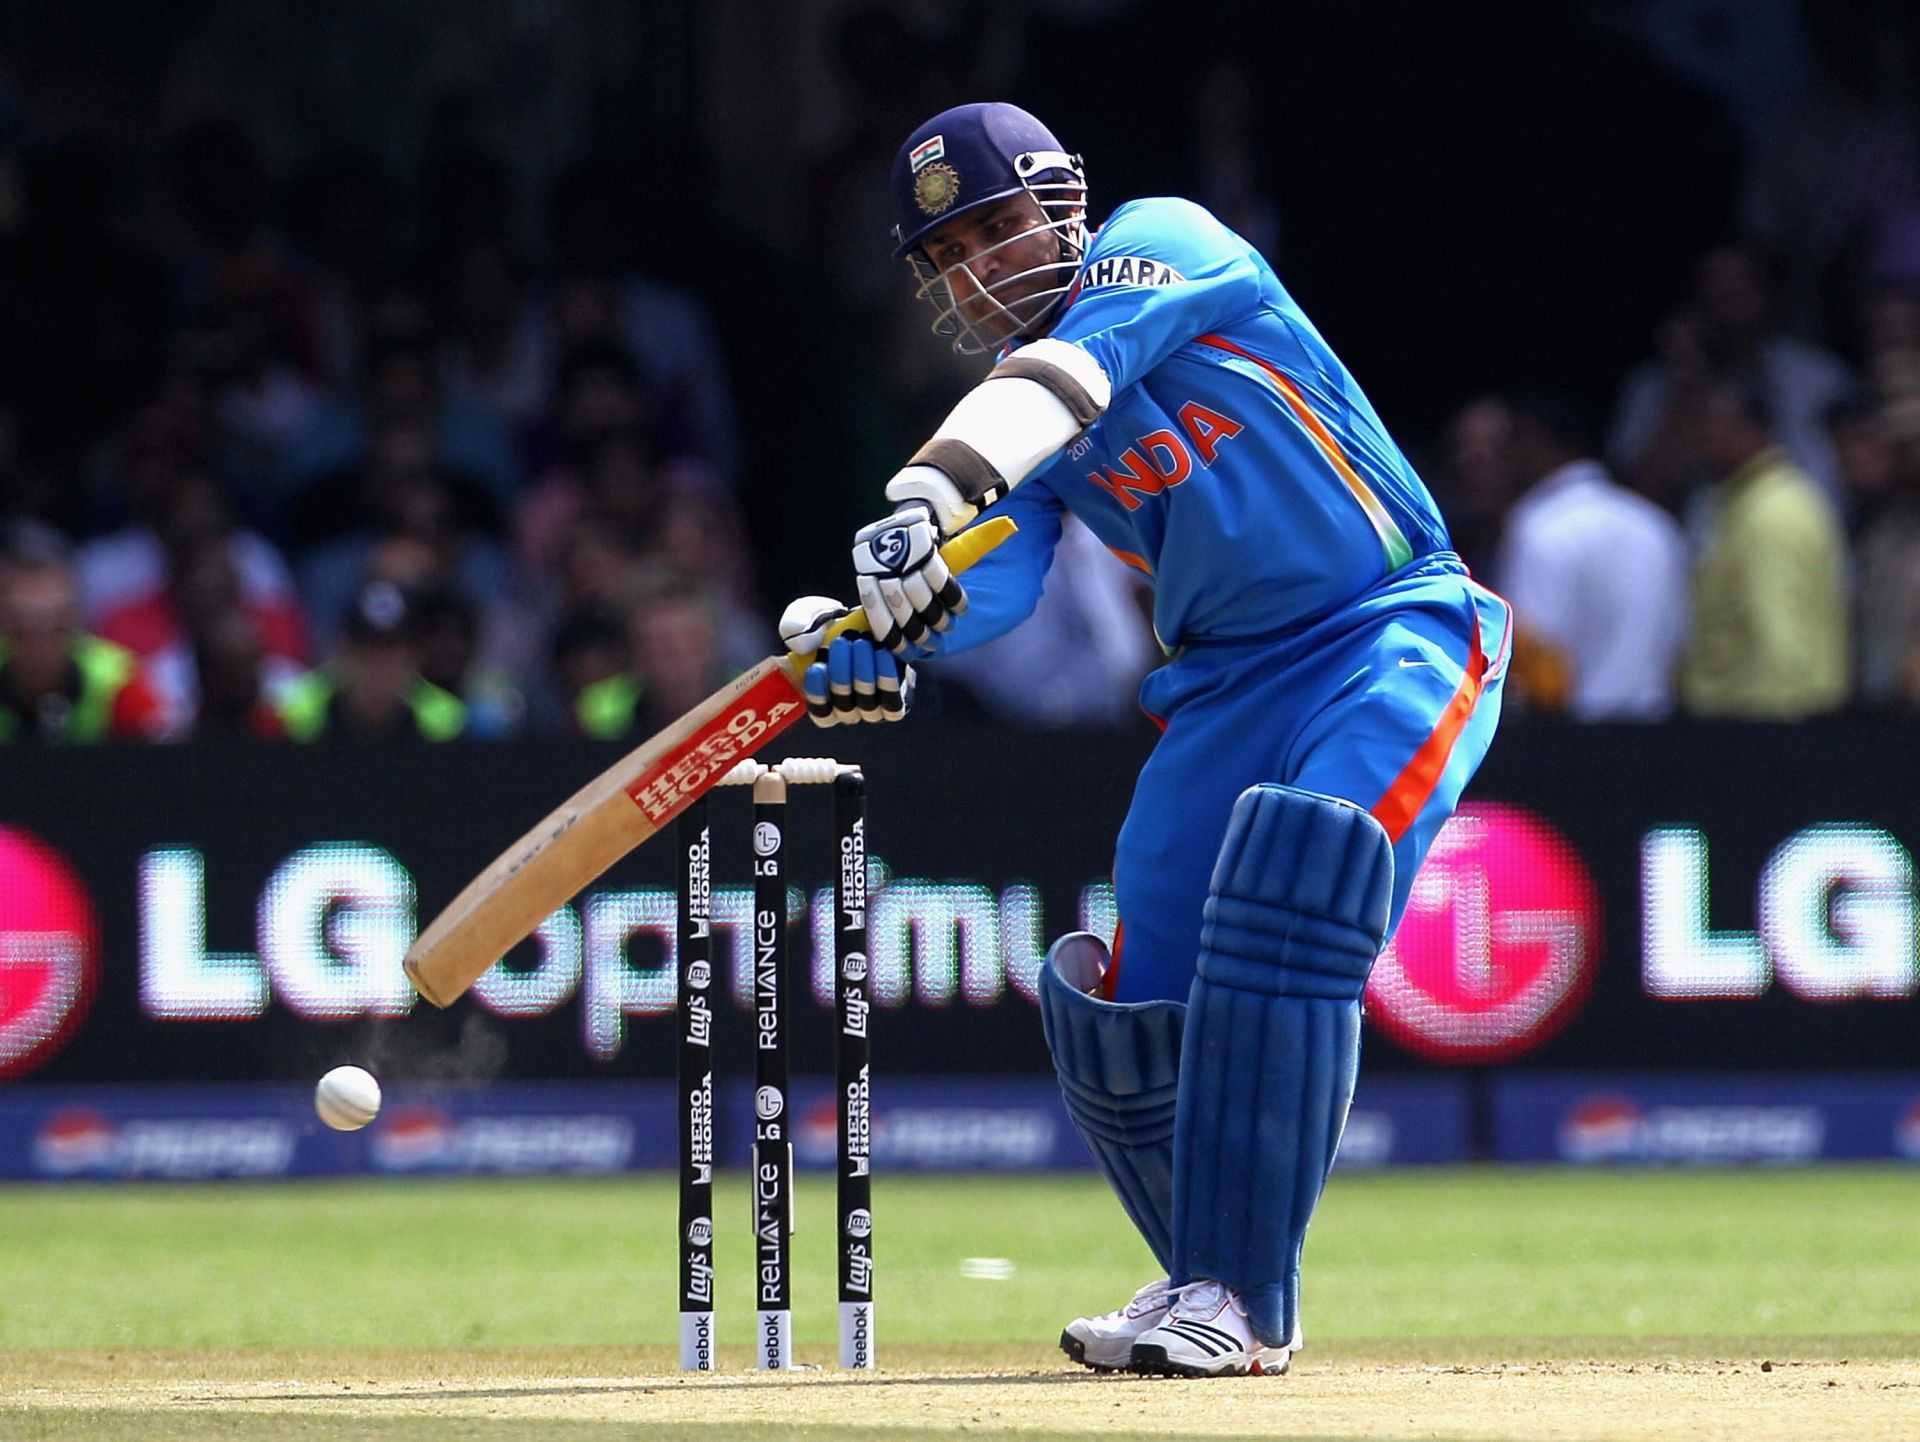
[785,513,1017,666]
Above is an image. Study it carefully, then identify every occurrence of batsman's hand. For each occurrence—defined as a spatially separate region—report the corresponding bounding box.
[778,596,915,726]
[852,505,966,655]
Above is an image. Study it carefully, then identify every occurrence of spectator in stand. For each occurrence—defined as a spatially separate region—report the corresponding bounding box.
[509,518,644,732]
[278,581,464,742]
[1680,374,1850,720]
[515,420,660,581]
[201,253,329,502]
[1607,307,1717,513]
[628,582,734,736]
[1840,385,1920,709]
[1861,284,1920,430]
[140,536,304,737]
[282,318,520,521]
[513,347,655,573]
[295,417,513,654]
[79,464,308,667]
[185,609,290,740]
[0,534,165,743]
[1739,2,1920,340]
[549,610,639,739]
[437,237,553,446]
[1828,391,1901,535]
[635,481,766,671]
[1611,243,1854,503]
[1437,396,1523,581]
[1494,389,1688,721]
[409,585,521,739]
[549,162,742,480]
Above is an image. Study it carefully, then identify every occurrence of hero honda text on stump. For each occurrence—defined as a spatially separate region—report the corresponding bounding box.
[675,797,717,1371]
[835,769,874,1368]
[676,757,874,1371]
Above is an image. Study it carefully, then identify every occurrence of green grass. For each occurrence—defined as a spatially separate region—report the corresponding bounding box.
[2,1167,1917,1353]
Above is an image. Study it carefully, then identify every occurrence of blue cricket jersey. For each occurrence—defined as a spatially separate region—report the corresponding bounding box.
[926,196,1454,654]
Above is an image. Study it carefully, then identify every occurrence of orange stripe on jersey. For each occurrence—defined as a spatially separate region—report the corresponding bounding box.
[1107,545,1154,576]
[1193,333,1414,570]
[1370,612,1488,844]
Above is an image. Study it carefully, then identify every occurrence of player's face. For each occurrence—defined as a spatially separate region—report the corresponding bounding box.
[921,195,1065,343]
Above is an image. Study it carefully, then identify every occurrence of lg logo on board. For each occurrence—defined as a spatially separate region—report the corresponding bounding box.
[1366,803,1600,1063]
[0,826,99,1077]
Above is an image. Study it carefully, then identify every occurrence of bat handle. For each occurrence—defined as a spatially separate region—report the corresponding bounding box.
[787,513,1018,665]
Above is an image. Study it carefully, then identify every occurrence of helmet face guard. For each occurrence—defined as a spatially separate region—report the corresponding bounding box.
[900,157,1087,355]
[889,104,1090,355]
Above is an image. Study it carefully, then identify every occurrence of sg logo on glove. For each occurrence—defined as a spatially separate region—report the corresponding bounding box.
[871,526,911,572]
[850,509,966,653]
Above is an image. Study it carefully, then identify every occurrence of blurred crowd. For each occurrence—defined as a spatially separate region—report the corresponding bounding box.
[4,3,1920,742]
[1439,239,1920,722]
[0,122,778,743]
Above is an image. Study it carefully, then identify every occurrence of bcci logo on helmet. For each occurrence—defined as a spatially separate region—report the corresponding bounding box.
[913,162,961,216]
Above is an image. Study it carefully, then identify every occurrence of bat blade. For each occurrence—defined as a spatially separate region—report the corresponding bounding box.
[402,513,1016,1007]
[402,658,807,1006]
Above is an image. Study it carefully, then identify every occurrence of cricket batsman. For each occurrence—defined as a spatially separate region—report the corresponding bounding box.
[779,102,1510,1377]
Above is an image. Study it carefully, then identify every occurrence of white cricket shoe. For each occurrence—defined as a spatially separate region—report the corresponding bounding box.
[1059,1277,1174,1372]
[1128,1279,1298,1378]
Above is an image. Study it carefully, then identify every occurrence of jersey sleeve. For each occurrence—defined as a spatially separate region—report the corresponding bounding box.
[905,479,1065,661]
[1047,198,1266,395]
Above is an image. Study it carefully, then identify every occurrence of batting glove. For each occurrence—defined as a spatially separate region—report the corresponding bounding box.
[777,596,915,726]
[852,505,967,655]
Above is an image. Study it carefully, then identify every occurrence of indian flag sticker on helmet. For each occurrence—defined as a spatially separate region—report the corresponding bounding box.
[908,135,945,172]
[913,162,961,216]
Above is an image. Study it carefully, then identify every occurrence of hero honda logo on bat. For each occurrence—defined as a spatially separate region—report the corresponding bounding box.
[626,671,803,823]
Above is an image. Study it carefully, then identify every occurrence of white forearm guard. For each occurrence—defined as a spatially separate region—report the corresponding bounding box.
[885,338,1112,534]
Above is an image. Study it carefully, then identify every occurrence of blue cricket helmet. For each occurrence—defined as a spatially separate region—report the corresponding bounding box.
[890,102,1083,259]
[890,102,1089,354]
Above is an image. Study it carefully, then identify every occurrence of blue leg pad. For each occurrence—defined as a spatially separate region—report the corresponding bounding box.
[1173,785,1393,1346]
[1038,935,1184,1272]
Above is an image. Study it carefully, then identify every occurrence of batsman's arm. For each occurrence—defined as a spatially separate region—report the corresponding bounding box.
[884,339,1111,536]
[401,515,1016,1008]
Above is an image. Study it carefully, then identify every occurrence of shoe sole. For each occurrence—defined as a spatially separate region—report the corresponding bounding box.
[1129,1343,1291,1378]
[1059,1329,1131,1373]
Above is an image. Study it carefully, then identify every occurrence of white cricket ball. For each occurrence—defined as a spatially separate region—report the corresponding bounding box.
[315,1065,382,1131]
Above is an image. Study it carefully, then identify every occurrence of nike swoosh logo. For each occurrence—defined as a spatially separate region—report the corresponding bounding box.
[1397,657,1433,669]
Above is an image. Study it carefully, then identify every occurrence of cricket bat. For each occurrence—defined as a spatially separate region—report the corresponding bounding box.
[402,514,1017,1008]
